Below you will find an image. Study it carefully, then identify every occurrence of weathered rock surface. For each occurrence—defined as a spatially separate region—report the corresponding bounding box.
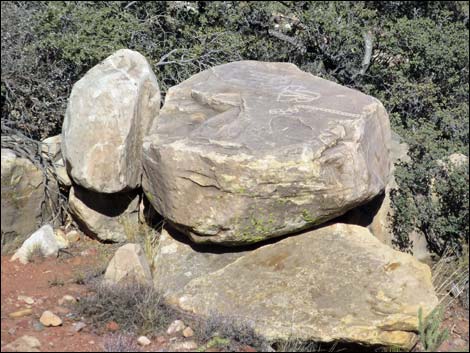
[154,224,438,348]
[41,135,72,188]
[1,149,45,253]
[2,335,41,352]
[62,49,160,193]
[68,185,139,242]
[343,131,411,247]
[153,227,250,295]
[143,61,392,245]
[10,225,68,264]
[104,243,152,285]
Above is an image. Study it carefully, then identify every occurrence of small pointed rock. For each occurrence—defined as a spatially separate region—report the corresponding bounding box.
[182,326,194,338]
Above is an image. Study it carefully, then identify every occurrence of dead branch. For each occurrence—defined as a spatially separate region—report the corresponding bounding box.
[1,122,69,227]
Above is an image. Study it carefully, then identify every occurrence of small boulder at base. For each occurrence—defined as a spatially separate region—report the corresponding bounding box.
[1,149,45,254]
[10,225,68,264]
[2,335,41,352]
[62,49,160,193]
[143,61,392,245]
[155,224,437,349]
[68,185,140,242]
[104,243,152,285]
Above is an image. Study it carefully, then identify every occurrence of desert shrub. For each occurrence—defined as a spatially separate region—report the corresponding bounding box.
[103,333,142,352]
[75,279,176,335]
[194,313,268,351]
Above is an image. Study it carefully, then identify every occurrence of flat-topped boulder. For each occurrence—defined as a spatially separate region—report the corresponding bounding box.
[154,224,438,348]
[62,49,160,193]
[143,61,392,245]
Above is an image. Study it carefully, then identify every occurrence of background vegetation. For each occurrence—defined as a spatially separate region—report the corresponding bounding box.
[1,1,469,258]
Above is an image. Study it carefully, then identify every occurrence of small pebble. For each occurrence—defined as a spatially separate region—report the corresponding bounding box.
[18,295,35,305]
[183,326,194,338]
[137,336,151,346]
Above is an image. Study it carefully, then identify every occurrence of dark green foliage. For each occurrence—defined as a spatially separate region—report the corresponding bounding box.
[1,1,468,256]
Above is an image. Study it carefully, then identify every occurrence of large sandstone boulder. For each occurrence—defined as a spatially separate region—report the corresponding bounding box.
[62,49,160,193]
[154,224,438,348]
[68,185,139,242]
[143,61,392,245]
[1,149,44,253]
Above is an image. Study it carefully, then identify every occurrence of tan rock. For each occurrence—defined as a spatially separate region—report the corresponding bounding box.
[342,131,411,247]
[65,230,80,243]
[155,224,437,348]
[39,310,62,327]
[68,185,140,242]
[143,61,392,245]
[41,135,62,161]
[8,308,33,318]
[17,295,35,305]
[137,336,151,346]
[166,320,186,335]
[58,295,76,306]
[104,243,152,285]
[62,49,160,193]
[1,149,45,254]
[182,326,194,338]
[170,340,198,351]
[153,227,249,295]
[2,335,41,352]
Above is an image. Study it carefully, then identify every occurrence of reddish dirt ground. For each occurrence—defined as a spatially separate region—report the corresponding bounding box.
[1,235,469,352]
[1,239,106,351]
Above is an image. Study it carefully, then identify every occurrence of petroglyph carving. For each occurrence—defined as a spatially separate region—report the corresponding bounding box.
[277,85,321,103]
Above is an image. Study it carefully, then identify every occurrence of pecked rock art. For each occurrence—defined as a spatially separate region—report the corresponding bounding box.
[143,61,392,245]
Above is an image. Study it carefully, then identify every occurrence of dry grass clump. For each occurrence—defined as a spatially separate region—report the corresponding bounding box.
[25,242,44,263]
[432,244,469,308]
[75,278,176,336]
[103,333,142,352]
[121,216,162,272]
[193,313,269,352]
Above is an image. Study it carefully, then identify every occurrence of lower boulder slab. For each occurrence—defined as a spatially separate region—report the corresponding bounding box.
[68,186,139,242]
[155,224,438,348]
[143,61,392,245]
